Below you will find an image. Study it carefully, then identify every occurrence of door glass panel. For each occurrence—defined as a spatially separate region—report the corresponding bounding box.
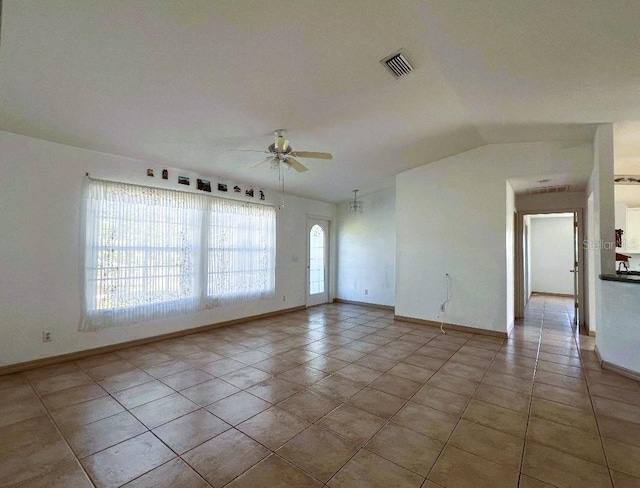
[309,224,325,295]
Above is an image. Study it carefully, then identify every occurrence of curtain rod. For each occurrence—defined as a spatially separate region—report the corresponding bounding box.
[85,173,275,209]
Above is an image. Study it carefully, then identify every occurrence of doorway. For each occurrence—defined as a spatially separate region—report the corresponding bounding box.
[518,210,584,329]
[306,218,330,307]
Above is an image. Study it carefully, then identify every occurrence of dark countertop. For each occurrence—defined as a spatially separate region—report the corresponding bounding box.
[600,273,640,283]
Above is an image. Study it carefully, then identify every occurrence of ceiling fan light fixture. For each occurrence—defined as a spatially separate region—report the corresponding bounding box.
[349,189,363,214]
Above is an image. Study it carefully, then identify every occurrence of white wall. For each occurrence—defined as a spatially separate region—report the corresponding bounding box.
[516,192,585,212]
[396,142,593,334]
[529,216,575,295]
[0,131,336,366]
[336,187,395,307]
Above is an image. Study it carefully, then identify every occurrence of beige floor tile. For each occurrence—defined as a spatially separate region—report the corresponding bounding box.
[0,415,61,453]
[40,383,107,411]
[391,402,458,442]
[387,363,435,383]
[462,399,527,438]
[428,445,519,488]
[277,365,329,386]
[199,357,246,376]
[220,366,273,389]
[527,416,606,465]
[403,353,447,370]
[603,438,640,479]
[536,359,584,379]
[207,391,271,425]
[128,352,175,369]
[232,349,273,365]
[111,380,175,410]
[183,429,269,486]
[610,470,640,488]
[328,449,424,488]
[306,356,351,373]
[99,369,156,394]
[488,361,535,380]
[158,368,214,391]
[522,442,612,488]
[353,354,397,372]
[247,377,304,403]
[366,423,443,476]
[457,344,497,359]
[81,432,174,488]
[277,389,341,422]
[310,374,366,401]
[130,393,198,429]
[518,474,556,487]
[0,436,76,487]
[427,371,479,396]
[590,382,640,407]
[326,347,368,362]
[24,362,80,381]
[347,387,406,419]
[252,357,299,375]
[180,378,240,406]
[0,387,47,429]
[593,397,640,425]
[535,370,588,393]
[0,374,28,390]
[226,454,323,488]
[370,373,422,399]
[18,461,93,488]
[598,415,640,448]
[448,419,523,469]
[52,396,125,433]
[277,426,359,482]
[317,404,386,446]
[31,370,94,396]
[152,408,229,454]
[438,362,486,382]
[85,360,137,381]
[483,371,533,395]
[278,348,321,364]
[473,383,530,413]
[530,397,598,434]
[532,382,592,411]
[237,406,310,449]
[66,411,147,458]
[122,458,209,488]
[449,352,493,369]
[412,384,470,416]
[142,359,191,378]
[335,364,382,384]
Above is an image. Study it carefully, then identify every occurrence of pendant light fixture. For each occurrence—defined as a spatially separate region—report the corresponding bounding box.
[349,189,363,214]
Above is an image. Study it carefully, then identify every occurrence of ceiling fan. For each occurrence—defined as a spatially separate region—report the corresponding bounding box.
[233,129,333,172]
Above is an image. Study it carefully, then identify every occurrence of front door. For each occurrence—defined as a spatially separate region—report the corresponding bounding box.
[307,218,330,306]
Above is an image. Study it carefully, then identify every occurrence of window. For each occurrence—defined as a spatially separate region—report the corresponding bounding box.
[81,178,275,330]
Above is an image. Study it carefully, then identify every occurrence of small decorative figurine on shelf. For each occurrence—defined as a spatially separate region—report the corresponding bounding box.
[245,188,254,197]
[147,169,154,177]
[259,190,265,201]
[162,169,168,180]
[233,185,241,193]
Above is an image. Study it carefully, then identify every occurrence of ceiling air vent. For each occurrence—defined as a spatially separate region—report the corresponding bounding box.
[527,185,570,195]
[381,49,414,78]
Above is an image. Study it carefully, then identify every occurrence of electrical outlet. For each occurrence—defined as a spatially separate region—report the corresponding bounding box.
[42,331,51,342]
[365,289,369,295]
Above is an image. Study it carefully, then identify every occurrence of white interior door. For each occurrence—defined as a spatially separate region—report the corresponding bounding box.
[307,218,330,307]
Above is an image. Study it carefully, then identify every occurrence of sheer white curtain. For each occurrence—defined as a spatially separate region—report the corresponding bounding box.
[81,178,276,330]
[81,178,206,330]
[207,198,276,306]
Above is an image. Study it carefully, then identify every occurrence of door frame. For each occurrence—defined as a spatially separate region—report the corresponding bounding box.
[305,214,335,307]
[515,208,586,330]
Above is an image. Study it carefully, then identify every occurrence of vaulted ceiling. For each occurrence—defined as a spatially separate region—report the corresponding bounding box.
[1,1,640,202]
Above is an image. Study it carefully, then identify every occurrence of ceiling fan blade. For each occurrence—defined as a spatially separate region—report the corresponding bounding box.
[290,151,333,160]
[249,156,273,168]
[286,157,308,173]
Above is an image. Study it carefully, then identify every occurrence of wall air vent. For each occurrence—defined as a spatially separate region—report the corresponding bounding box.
[527,185,570,195]
[381,49,414,78]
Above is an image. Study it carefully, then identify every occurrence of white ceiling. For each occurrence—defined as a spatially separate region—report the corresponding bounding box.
[2,1,640,203]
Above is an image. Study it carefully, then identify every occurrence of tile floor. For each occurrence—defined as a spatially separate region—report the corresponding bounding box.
[1,294,640,487]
